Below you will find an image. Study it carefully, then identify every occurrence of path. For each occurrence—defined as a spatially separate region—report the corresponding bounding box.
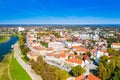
[14,43,42,80]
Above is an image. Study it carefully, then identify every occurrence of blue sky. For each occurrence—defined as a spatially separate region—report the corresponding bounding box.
[0,0,120,24]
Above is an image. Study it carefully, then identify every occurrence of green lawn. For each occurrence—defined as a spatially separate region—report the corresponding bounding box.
[0,52,31,80]
[10,54,31,80]
[11,34,21,38]
[0,54,11,80]
[0,36,8,43]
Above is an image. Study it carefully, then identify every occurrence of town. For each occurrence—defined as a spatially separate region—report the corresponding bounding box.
[15,26,120,80]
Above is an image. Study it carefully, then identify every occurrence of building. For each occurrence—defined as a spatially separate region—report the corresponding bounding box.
[48,42,64,50]
[73,73,101,80]
[111,43,120,50]
[27,51,40,61]
[65,58,84,67]
[18,27,25,32]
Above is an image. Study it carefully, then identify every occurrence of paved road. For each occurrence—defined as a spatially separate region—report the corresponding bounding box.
[14,43,42,80]
[83,62,97,76]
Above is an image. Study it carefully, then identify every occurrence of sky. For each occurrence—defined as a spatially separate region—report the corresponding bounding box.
[0,0,120,24]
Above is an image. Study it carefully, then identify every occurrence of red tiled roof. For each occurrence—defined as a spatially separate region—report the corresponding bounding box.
[66,58,82,64]
[70,54,75,57]
[75,74,101,80]
[87,74,101,80]
[75,75,84,80]
[99,49,106,53]
[111,43,120,46]
[60,53,66,58]
[83,55,89,61]
[72,46,89,52]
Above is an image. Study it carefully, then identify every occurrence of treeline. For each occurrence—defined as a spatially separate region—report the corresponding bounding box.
[97,55,120,80]
[37,31,60,38]
[19,33,30,61]
[30,56,70,80]
[106,38,120,47]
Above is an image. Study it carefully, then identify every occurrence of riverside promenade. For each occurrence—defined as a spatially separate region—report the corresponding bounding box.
[14,43,42,80]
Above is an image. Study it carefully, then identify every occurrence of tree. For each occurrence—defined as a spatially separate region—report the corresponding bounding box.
[98,56,120,80]
[107,48,115,55]
[99,55,108,66]
[74,51,78,55]
[72,65,85,77]
[31,56,70,80]
[85,52,91,57]
[110,71,120,80]
[98,63,109,80]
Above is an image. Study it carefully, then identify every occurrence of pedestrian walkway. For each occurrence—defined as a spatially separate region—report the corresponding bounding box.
[14,43,42,80]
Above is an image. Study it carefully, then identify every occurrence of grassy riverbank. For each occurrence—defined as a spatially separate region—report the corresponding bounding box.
[0,51,31,80]
[0,36,9,43]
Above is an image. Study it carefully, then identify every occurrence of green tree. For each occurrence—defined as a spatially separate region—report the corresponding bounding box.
[85,51,91,57]
[99,55,108,66]
[72,65,85,77]
[98,63,109,80]
[31,56,70,80]
[110,71,120,80]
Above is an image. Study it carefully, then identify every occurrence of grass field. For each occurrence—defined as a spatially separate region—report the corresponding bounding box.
[0,54,11,80]
[0,52,31,80]
[10,54,31,80]
[0,36,8,43]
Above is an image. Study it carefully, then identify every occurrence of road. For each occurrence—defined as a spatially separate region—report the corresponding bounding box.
[14,43,42,80]
[83,62,97,76]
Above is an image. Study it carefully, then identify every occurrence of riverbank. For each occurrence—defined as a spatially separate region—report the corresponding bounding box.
[0,51,31,80]
[0,36,9,44]
[0,36,18,61]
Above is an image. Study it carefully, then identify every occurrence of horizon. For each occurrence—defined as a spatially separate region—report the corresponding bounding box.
[0,0,120,24]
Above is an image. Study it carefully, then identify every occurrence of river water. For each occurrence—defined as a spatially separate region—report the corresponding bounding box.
[0,36,18,61]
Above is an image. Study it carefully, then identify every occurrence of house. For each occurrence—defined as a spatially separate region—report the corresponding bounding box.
[65,58,84,67]
[83,55,90,65]
[111,43,120,50]
[48,42,64,50]
[31,42,40,47]
[74,75,84,80]
[73,74,101,80]
[95,49,108,63]
[60,53,67,60]
[71,46,89,54]
[96,49,108,59]
[86,73,101,80]
[27,51,40,61]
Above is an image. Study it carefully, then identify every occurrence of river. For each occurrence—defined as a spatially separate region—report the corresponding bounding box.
[0,36,18,61]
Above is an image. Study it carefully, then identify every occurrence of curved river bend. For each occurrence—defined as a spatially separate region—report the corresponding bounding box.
[0,36,18,61]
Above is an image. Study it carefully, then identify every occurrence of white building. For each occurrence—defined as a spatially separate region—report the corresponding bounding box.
[18,27,25,32]
[48,42,64,50]
[111,43,120,50]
